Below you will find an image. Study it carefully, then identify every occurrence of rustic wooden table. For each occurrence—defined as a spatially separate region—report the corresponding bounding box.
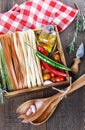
[0,0,85,130]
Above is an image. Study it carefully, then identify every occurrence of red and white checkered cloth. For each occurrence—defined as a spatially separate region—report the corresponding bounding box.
[0,0,79,34]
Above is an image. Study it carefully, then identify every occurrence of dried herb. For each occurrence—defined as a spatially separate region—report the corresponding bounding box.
[68,13,85,53]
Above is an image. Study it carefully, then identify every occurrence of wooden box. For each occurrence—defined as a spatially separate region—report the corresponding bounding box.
[1,26,70,98]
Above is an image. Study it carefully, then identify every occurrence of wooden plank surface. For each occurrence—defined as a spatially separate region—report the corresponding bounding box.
[0,0,85,130]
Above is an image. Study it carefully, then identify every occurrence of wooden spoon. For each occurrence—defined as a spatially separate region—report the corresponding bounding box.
[17,74,85,124]
[30,98,59,125]
[17,98,59,124]
[30,74,85,125]
[22,74,85,124]
[17,91,60,122]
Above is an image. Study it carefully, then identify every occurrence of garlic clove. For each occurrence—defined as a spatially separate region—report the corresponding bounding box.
[26,104,36,115]
[30,104,36,113]
[43,80,52,85]
[35,101,43,110]
[26,108,32,115]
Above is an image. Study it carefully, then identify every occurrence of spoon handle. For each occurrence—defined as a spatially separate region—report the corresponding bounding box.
[67,74,85,95]
[52,74,85,99]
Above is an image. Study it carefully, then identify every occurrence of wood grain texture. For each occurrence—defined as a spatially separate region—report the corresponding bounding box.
[0,0,85,130]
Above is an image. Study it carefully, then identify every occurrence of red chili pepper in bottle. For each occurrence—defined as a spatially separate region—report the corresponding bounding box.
[37,45,47,56]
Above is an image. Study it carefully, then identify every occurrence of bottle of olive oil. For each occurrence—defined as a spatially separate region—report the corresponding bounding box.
[38,25,57,53]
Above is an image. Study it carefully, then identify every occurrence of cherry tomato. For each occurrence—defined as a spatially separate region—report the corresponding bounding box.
[51,77,56,82]
[55,76,64,82]
[51,76,64,83]
[53,52,60,62]
[43,73,51,81]
[51,73,55,77]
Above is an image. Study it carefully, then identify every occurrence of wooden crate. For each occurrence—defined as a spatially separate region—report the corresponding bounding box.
[3,26,70,98]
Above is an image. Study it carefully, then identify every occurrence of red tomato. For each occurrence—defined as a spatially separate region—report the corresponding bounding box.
[43,73,51,81]
[51,73,55,77]
[55,76,64,82]
[51,76,64,82]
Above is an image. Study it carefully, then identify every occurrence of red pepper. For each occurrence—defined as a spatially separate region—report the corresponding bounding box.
[41,62,46,70]
[41,61,69,77]
[37,45,69,77]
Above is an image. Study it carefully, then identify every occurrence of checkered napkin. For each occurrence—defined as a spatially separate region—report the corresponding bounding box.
[0,0,79,34]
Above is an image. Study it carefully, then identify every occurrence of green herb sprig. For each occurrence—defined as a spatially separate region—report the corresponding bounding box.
[68,13,85,53]
[0,70,5,104]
